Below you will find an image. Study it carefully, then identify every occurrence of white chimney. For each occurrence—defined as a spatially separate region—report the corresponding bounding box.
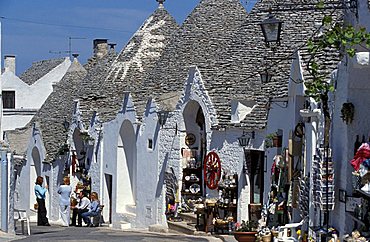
[4,55,16,74]
[93,39,108,59]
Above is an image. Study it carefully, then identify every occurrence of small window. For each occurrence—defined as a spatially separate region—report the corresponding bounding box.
[148,139,153,149]
[2,91,15,109]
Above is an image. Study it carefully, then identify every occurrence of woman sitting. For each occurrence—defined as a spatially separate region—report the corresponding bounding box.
[81,192,100,227]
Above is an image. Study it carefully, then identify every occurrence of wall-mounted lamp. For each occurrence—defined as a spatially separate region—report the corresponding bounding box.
[238,131,255,173]
[157,110,169,127]
[238,131,255,148]
[260,68,273,84]
[259,11,283,47]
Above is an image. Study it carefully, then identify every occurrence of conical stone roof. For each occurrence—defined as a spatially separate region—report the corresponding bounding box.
[79,5,179,124]
[211,0,342,129]
[138,0,247,120]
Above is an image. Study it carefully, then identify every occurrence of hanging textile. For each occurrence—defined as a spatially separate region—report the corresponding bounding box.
[350,143,370,171]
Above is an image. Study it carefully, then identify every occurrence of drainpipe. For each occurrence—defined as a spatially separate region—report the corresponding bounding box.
[1,145,8,232]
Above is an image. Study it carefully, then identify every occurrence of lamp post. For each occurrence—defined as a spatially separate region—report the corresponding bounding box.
[259,12,283,47]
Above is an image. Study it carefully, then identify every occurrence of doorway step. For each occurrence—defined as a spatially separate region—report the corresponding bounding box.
[120,221,132,230]
[168,212,206,235]
[115,209,136,230]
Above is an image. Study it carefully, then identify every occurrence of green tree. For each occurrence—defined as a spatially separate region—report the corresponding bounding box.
[306,14,370,147]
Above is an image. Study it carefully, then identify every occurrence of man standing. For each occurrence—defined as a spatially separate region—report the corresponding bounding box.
[70,191,90,226]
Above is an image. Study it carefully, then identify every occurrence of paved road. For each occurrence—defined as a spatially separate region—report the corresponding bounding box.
[0,224,223,242]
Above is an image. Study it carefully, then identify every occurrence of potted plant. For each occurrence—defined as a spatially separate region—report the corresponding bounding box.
[234,220,258,242]
[265,132,282,148]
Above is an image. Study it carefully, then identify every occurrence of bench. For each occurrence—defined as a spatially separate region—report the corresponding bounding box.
[91,205,104,227]
[14,209,30,235]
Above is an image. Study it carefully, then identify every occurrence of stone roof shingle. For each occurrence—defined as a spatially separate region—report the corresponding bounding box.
[79,6,179,124]
[7,59,87,162]
[19,58,66,85]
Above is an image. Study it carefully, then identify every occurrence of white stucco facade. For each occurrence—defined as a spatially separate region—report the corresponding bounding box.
[329,1,370,235]
[1,57,71,133]
[75,66,270,229]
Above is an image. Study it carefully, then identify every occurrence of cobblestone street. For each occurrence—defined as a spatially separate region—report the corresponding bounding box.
[0,223,223,242]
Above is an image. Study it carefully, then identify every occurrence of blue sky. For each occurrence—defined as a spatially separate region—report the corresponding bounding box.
[0,0,256,75]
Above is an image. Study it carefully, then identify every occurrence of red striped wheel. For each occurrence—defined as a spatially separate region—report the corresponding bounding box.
[203,151,221,190]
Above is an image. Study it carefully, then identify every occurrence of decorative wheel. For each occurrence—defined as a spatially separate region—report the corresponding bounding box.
[203,151,222,190]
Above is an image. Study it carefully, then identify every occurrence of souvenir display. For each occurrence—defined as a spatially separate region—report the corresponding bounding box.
[312,148,335,211]
[189,184,201,194]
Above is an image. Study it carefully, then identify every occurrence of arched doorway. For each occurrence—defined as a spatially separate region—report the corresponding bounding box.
[116,120,137,213]
[180,101,206,209]
[29,147,42,209]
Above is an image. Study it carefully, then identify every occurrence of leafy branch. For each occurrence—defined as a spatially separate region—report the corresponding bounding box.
[306,14,370,146]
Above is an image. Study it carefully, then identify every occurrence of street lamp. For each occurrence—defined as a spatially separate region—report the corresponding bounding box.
[157,110,169,127]
[260,68,273,83]
[238,131,254,148]
[238,131,255,173]
[259,12,283,46]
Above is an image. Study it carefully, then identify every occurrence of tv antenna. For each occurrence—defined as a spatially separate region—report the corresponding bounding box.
[48,50,69,57]
[68,36,86,59]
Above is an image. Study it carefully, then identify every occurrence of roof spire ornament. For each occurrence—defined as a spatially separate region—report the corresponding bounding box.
[156,0,165,7]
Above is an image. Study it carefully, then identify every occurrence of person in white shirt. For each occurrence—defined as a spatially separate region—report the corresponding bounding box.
[70,190,90,226]
[57,176,72,226]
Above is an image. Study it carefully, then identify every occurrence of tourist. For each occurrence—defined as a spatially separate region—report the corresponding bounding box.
[34,176,50,226]
[71,190,90,226]
[81,192,100,227]
[57,176,72,226]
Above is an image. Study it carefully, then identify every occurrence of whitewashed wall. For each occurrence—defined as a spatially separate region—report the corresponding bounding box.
[1,58,71,133]
[265,54,306,223]
[90,94,140,229]
[14,126,64,224]
[331,1,370,235]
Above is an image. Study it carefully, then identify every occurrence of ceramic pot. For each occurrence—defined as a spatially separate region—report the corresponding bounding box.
[233,231,257,242]
[262,234,272,242]
[272,135,282,147]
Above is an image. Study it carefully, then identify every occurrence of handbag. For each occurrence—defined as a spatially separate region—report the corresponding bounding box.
[34,203,39,210]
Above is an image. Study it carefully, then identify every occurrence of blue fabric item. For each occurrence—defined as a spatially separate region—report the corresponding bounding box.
[81,211,98,225]
[35,184,47,199]
[362,159,370,168]
[57,185,72,206]
[89,200,100,213]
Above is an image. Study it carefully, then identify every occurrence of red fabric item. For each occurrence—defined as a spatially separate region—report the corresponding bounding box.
[72,153,77,175]
[271,161,276,175]
[351,144,370,171]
